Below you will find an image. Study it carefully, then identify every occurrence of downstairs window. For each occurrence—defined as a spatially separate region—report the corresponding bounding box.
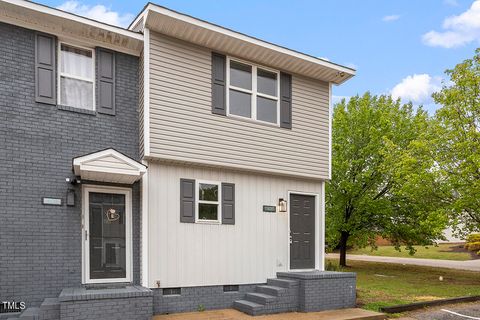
[197,181,221,223]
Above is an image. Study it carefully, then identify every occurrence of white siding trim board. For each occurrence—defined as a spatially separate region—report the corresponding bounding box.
[141,160,150,287]
[329,82,333,180]
[144,27,151,157]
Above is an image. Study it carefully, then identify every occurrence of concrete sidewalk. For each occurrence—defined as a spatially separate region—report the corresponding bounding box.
[326,253,480,271]
[153,308,386,320]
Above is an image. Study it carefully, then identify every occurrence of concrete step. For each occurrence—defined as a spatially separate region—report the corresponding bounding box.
[255,285,285,296]
[18,307,39,320]
[0,313,20,320]
[244,292,276,305]
[39,298,60,320]
[267,278,298,288]
[233,300,265,316]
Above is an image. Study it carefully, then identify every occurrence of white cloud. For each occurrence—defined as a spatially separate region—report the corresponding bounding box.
[423,0,480,48]
[444,0,459,6]
[382,14,400,22]
[57,1,133,27]
[391,74,442,105]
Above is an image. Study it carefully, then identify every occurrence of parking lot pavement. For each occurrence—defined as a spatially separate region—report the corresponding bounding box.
[405,302,480,320]
[325,253,480,272]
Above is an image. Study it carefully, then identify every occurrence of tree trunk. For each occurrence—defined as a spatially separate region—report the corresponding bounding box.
[339,231,349,267]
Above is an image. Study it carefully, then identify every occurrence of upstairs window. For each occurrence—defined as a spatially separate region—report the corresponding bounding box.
[227,58,279,125]
[59,43,95,110]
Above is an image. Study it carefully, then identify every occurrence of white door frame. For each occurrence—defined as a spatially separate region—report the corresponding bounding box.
[287,190,321,272]
[82,185,133,284]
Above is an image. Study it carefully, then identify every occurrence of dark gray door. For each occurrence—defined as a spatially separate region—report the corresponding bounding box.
[89,192,126,280]
[290,194,315,269]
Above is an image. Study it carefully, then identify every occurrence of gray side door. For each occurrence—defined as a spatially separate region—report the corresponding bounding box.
[290,194,315,269]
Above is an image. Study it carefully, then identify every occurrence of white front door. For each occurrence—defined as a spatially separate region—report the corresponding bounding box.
[82,185,133,284]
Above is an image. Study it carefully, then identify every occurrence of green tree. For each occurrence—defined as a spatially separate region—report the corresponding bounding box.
[431,48,480,236]
[327,93,447,267]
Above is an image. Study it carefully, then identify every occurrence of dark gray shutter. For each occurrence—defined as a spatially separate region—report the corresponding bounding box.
[221,183,235,225]
[35,33,56,105]
[97,48,116,115]
[280,72,292,129]
[180,179,195,223]
[211,52,226,115]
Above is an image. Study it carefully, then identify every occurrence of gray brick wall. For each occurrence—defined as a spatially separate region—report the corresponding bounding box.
[57,286,152,320]
[299,277,356,312]
[277,271,356,312]
[60,297,152,320]
[153,285,259,314]
[0,22,140,308]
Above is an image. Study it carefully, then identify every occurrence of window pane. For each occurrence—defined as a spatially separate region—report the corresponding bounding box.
[199,183,218,201]
[61,44,93,80]
[199,203,218,220]
[230,61,252,90]
[60,76,93,110]
[257,96,277,124]
[230,89,251,118]
[257,69,277,96]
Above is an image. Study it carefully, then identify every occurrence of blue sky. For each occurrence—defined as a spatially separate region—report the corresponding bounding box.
[42,0,480,112]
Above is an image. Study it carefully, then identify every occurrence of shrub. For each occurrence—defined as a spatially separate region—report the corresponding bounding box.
[467,233,480,243]
[325,260,344,272]
[465,242,480,252]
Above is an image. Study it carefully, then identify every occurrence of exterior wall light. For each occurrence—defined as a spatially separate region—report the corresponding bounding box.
[278,198,287,212]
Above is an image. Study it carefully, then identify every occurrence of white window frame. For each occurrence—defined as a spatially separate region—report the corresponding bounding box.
[226,57,280,126]
[195,180,222,224]
[58,41,96,111]
[82,185,133,284]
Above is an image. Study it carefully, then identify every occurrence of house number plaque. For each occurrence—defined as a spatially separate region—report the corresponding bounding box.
[263,205,277,213]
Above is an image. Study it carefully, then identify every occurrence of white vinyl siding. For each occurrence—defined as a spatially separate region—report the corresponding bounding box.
[148,32,330,180]
[146,162,324,288]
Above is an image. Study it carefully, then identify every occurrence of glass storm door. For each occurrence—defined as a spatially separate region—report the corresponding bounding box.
[83,187,132,283]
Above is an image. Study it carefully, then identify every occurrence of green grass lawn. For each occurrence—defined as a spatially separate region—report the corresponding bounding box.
[326,259,480,312]
[348,243,474,261]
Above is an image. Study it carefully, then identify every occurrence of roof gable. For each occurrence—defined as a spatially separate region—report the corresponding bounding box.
[73,149,146,184]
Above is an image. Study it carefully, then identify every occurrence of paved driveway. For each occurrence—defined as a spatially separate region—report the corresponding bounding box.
[401,302,480,320]
[326,254,480,271]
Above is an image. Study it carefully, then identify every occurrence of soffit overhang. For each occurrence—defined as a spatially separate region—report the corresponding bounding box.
[131,3,355,84]
[0,0,143,56]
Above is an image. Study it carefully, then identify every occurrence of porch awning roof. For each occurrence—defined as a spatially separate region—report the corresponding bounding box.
[73,149,147,184]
